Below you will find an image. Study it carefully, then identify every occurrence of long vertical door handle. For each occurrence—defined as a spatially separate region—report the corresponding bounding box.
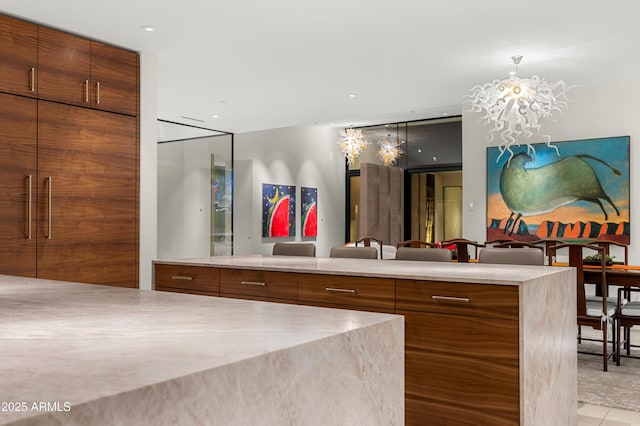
[96,81,100,104]
[46,176,52,239]
[30,68,35,92]
[26,175,32,238]
[84,80,89,103]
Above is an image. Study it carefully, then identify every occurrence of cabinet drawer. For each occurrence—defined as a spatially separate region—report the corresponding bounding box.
[155,286,217,297]
[298,274,395,311]
[396,279,518,321]
[219,269,297,300]
[154,264,219,294]
[218,293,298,305]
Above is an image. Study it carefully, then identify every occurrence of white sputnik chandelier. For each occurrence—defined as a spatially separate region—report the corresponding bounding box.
[377,134,404,166]
[337,127,369,165]
[467,55,570,161]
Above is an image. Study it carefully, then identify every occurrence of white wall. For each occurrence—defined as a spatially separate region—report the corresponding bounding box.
[462,80,640,263]
[157,136,233,260]
[234,126,345,257]
[139,52,158,290]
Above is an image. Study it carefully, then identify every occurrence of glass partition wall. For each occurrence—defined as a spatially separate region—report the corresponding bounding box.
[345,117,462,244]
[157,120,233,259]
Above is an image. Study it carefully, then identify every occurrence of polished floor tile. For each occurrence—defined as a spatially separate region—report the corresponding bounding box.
[579,403,640,426]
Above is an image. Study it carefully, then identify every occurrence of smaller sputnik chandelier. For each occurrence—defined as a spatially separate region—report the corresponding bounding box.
[467,55,570,161]
[337,127,369,165]
[377,134,404,166]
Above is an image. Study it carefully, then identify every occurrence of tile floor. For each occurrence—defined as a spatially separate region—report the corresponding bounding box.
[579,403,640,425]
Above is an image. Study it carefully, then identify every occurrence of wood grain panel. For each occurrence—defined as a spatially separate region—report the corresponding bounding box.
[155,264,219,293]
[297,273,395,310]
[90,41,138,116]
[297,299,395,314]
[396,279,518,320]
[218,293,299,305]
[36,101,138,287]
[156,286,218,297]
[219,269,298,300]
[0,15,38,97]
[0,93,37,277]
[37,26,90,106]
[401,309,519,425]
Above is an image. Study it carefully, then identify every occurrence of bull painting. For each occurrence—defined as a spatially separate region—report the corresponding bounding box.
[486,136,630,244]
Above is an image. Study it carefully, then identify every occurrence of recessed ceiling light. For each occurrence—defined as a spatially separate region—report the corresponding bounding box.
[140,25,155,32]
[433,156,438,161]
[348,94,356,98]
[212,114,219,119]
[417,149,422,153]
[330,122,335,126]
[443,112,449,116]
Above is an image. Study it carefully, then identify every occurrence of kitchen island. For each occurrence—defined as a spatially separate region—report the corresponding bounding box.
[154,255,577,425]
[0,274,403,425]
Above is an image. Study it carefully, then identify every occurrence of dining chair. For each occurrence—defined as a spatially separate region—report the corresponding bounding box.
[438,238,485,262]
[595,240,629,266]
[355,237,384,259]
[484,238,521,247]
[548,242,616,371]
[478,247,544,265]
[272,242,316,257]
[395,247,452,262]
[616,287,640,365]
[531,238,563,259]
[489,240,544,250]
[396,240,439,249]
[329,246,378,259]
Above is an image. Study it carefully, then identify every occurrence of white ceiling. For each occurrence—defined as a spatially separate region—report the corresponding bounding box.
[2,0,639,134]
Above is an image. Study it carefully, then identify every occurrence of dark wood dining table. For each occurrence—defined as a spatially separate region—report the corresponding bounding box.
[583,265,640,288]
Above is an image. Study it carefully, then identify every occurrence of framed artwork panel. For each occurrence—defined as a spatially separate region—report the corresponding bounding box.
[301,187,318,238]
[262,183,296,238]
[486,136,630,244]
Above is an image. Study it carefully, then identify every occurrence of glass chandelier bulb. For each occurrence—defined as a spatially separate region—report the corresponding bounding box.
[467,55,570,162]
[377,136,404,166]
[337,128,369,165]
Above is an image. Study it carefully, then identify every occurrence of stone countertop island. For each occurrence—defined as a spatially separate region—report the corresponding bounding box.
[154,255,578,425]
[156,253,571,284]
[0,275,404,425]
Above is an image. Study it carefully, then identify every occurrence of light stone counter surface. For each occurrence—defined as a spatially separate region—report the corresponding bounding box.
[0,275,403,425]
[156,254,578,425]
[156,254,572,285]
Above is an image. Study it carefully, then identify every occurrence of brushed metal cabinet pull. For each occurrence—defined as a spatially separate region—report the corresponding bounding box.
[241,281,266,286]
[84,80,89,102]
[30,68,35,92]
[25,175,32,238]
[171,275,193,281]
[46,176,52,239]
[431,295,470,303]
[325,287,356,294]
[96,81,100,104]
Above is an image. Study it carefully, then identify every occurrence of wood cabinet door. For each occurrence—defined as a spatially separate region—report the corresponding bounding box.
[37,26,90,107]
[37,101,138,287]
[90,41,138,116]
[401,310,519,425]
[0,94,37,277]
[0,15,38,97]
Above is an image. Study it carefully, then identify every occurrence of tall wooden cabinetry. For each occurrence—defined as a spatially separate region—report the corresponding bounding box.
[0,14,139,287]
[0,94,37,277]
